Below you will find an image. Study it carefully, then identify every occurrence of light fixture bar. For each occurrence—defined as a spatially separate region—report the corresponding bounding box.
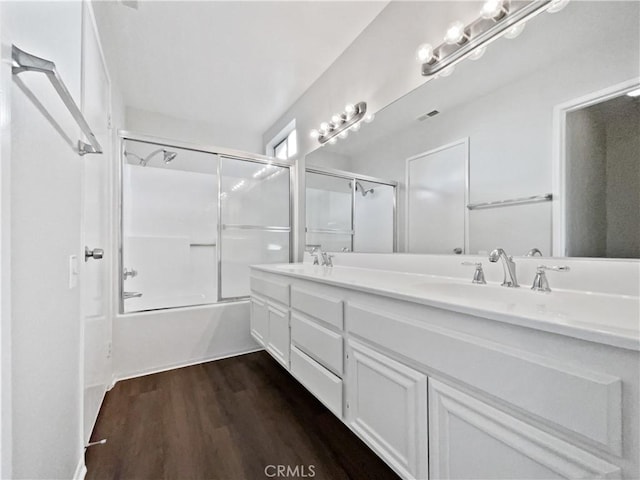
[316,102,368,145]
[421,0,553,76]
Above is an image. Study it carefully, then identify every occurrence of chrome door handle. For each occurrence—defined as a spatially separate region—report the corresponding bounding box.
[85,246,104,262]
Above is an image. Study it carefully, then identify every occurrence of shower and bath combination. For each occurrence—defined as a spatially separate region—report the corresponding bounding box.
[124,148,177,166]
[348,180,374,197]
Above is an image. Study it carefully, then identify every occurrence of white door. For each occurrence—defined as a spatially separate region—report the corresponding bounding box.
[80,2,112,443]
[407,139,468,254]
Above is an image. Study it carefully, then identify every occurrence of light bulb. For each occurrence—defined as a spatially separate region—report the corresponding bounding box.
[309,129,319,139]
[351,122,361,132]
[339,131,349,139]
[364,113,375,123]
[439,65,455,78]
[504,23,525,39]
[329,137,338,145]
[469,46,486,61]
[444,21,467,45]
[345,104,356,116]
[547,0,569,13]
[332,114,343,125]
[320,122,329,133]
[416,43,435,63]
[480,0,505,20]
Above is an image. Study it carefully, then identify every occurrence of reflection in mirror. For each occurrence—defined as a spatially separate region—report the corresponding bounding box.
[304,1,639,258]
[565,91,640,259]
[305,168,396,253]
[407,139,468,255]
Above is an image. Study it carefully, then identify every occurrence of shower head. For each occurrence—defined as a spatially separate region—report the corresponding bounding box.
[349,180,375,197]
[125,148,178,166]
[163,150,177,163]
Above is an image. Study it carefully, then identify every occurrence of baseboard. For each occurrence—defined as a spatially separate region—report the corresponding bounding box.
[111,347,265,385]
[73,456,87,480]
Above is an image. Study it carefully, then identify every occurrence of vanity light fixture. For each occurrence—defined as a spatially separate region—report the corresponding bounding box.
[416,0,570,77]
[309,101,373,145]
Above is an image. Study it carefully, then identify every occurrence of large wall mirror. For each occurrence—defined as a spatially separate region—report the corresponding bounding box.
[304,1,639,258]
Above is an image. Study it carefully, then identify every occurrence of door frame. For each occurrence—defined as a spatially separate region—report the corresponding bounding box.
[79,0,114,446]
[551,78,640,256]
[405,137,470,254]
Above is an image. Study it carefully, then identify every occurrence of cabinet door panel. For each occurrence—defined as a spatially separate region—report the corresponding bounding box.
[428,379,620,480]
[267,305,289,368]
[347,340,428,480]
[250,297,268,346]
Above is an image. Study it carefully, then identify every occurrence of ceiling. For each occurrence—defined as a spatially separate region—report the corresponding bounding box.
[92,1,389,141]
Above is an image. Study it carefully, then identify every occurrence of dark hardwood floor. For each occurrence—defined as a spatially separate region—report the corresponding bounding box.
[86,351,399,480]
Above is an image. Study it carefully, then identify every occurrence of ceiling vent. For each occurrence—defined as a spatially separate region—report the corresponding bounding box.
[418,110,440,121]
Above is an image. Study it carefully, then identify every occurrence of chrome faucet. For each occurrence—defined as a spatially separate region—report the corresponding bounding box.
[310,247,334,267]
[488,248,519,287]
[320,251,334,267]
[310,248,321,265]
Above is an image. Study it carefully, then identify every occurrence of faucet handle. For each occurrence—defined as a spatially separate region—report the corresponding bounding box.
[461,261,486,284]
[531,265,570,292]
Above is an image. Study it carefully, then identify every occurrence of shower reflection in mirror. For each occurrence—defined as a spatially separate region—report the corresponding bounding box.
[305,168,396,253]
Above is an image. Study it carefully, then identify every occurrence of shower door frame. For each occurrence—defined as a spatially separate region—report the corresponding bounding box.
[305,165,398,253]
[117,130,295,314]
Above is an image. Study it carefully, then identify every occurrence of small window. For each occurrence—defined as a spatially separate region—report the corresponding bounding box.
[268,120,297,160]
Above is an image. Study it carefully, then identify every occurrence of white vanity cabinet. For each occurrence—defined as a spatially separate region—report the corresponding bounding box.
[249,266,638,480]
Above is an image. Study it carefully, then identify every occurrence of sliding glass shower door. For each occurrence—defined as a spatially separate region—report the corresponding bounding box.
[122,140,219,312]
[219,157,290,299]
[121,137,291,313]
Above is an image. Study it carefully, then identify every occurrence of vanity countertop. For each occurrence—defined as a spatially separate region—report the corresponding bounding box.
[251,263,640,352]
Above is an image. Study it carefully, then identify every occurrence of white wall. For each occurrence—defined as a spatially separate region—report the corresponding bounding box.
[262,1,482,160]
[1,1,85,477]
[126,106,263,154]
[0,6,12,477]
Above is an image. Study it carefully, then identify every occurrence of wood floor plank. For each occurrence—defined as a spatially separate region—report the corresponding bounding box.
[86,351,399,480]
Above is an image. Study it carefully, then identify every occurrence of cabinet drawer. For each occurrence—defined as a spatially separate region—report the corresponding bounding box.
[290,346,342,418]
[291,313,343,376]
[250,275,290,306]
[291,287,343,329]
